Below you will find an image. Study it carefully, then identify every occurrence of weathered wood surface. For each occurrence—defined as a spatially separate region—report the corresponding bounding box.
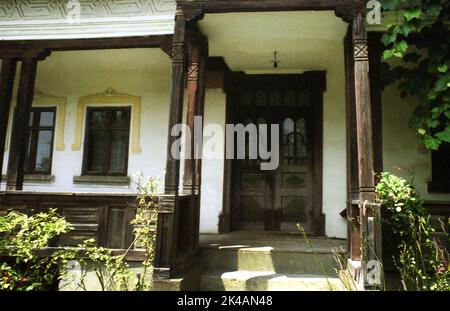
[154,10,189,280]
[0,192,137,250]
[344,25,361,261]
[352,11,382,288]
[6,58,38,191]
[178,0,362,14]
[0,59,17,190]
[0,36,172,53]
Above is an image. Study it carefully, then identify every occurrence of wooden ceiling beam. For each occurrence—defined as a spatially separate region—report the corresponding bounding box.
[0,35,173,54]
[177,0,363,15]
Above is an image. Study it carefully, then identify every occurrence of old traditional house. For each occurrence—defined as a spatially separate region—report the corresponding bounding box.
[0,0,449,290]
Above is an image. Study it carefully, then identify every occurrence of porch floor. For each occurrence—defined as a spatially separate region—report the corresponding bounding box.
[199,231,347,253]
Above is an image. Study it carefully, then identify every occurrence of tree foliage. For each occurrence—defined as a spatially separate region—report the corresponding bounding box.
[380,0,450,150]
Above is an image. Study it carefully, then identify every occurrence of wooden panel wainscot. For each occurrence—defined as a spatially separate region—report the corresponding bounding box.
[0,192,138,253]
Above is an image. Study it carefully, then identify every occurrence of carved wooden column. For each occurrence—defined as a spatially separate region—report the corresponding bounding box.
[192,41,207,249]
[368,32,383,174]
[352,11,382,288]
[183,41,201,195]
[344,26,361,262]
[6,58,39,191]
[154,10,188,280]
[0,58,17,190]
[181,33,207,251]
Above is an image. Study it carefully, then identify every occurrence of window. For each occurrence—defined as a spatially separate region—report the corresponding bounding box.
[82,107,131,176]
[429,142,450,193]
[24,107,56,175]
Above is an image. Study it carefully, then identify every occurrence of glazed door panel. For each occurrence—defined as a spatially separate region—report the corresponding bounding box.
[231,75,314,233]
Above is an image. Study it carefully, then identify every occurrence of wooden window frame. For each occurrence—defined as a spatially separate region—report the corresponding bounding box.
[82,106,131,177]
[24,107,56,175]
[428,143,450,193]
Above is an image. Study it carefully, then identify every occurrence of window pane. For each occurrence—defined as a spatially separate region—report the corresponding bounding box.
[284,89,297,106]
[39,111,55,127]
[87,130,107,172]
[240,90,253,106]
[90,110,107,127]
[109,130,128,173]
[255,90,267,106]
[34,130,52,172]
[269,89,281,106]
[296,118,308,161]
[111,109,129,128]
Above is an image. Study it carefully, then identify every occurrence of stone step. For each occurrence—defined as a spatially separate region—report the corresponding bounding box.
[200,271,348,291]
[200,246,345,275]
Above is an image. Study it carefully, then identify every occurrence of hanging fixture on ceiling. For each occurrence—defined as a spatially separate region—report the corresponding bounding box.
[271,51,281,68]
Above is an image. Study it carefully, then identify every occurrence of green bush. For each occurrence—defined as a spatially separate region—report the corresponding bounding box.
[0,209,76,291]
[376,172,450,291]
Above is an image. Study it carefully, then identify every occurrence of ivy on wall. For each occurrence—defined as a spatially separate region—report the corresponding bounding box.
[380,0,450,150]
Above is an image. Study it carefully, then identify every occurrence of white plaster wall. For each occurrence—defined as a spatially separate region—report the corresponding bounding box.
[1,49,227,234]
[199,89,226,233]
[382,84,450,202]
[321,51,348,239]
[2,49,171,193]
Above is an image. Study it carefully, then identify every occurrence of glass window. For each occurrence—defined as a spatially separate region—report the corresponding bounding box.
[24,108,56,175]
[83,107,131,176]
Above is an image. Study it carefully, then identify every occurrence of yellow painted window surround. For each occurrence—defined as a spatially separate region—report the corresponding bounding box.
[5,88,66,152]
[72,87,142,154]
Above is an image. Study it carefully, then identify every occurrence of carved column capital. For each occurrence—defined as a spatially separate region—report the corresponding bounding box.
[352,11,369,63]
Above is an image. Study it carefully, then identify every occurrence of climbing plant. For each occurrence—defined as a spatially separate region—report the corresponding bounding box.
[376,172,450,291]
[380,0,450,150]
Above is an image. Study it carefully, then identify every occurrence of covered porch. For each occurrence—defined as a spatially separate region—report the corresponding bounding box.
[0,0,382,290]
[152,0,382,289]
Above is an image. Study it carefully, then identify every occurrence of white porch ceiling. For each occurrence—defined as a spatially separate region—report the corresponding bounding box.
[198,11,348,73]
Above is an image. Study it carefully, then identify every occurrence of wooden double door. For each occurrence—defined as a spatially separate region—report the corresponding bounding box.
[230,74,323,233]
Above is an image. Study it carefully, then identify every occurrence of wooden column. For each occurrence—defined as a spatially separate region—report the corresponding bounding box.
[182,33,207,250]
[352,11,382,288]
[344,25,361,261]
[0,58,17,190]
[183,41,201,194]
[154,11,188,280]
[6,58,38,191]
[368,32,383,174]
[192,43,207,248]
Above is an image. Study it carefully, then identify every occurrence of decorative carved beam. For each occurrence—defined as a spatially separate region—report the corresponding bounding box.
[6,58,38,191]
[0,35,172,52]
[178,0,362,15]
[0,59,17,190]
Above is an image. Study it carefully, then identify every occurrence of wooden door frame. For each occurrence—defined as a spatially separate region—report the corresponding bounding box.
[223,71,326,235]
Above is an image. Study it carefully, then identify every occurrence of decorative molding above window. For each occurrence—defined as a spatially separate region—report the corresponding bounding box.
[72,87,142,154]
[5,88,66,152]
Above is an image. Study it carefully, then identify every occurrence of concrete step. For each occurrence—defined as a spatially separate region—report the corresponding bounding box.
[200,246,345,275]
[200,271,347,291]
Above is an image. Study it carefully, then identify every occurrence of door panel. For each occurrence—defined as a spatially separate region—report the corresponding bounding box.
[231,74,316,233]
